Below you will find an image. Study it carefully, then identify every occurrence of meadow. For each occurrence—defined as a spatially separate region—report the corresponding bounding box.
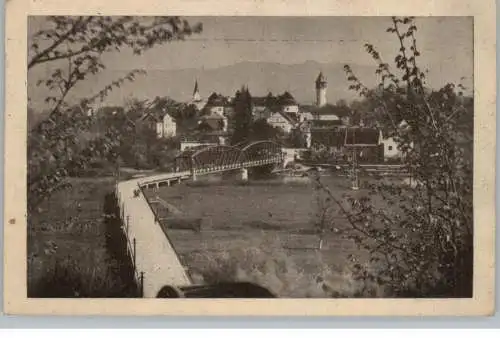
[28,177,138,297]
[143,174,390,298]
[27,171,402,298]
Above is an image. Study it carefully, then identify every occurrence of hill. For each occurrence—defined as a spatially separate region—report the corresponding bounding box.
[28,61,379,111]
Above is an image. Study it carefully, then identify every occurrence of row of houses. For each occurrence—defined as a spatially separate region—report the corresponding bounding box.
[115,73,406,162]
[135,73,350,140]
[309,126,404,162]
[195,91,352,133]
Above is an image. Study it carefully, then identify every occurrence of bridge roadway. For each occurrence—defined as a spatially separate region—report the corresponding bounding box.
[116,173,193,298]
[144,156,284,189]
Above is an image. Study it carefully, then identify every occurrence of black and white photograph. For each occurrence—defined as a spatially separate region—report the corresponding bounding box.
[24,14,477,300]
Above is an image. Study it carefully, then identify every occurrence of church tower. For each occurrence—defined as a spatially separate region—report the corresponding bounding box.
[192,79,207,111]
[315,72,327,107]
[193,79,201,102]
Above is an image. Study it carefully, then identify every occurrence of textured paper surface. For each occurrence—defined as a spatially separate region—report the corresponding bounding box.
[4,0,496,316]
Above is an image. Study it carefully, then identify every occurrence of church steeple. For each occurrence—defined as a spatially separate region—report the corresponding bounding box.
[193,79,201,102]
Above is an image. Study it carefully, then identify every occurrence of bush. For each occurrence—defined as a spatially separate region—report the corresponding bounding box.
[317,16,475,298]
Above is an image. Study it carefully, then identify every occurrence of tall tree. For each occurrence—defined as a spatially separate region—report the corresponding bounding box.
[250,119,283,142]
[230,87,253,145]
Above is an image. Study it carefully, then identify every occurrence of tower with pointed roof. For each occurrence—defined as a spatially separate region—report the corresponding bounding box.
[315,72,327,107]
[193,79,201,102]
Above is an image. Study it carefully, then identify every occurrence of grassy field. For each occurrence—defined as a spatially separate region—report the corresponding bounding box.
[28,177,137,297]
[143,174,390,298]
[27,170,400,298]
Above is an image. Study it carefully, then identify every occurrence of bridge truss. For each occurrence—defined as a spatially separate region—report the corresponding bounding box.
[174,140,284,175]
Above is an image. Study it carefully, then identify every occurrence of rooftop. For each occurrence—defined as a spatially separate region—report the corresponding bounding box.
[300,103,351,117]
[344,127,380,146]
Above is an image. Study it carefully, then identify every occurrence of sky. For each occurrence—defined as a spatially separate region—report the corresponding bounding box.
[105,16,472,78]
[28,16,473,108]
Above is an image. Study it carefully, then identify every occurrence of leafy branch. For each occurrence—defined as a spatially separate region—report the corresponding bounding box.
[27,16,203,212]
[332,16,473,297]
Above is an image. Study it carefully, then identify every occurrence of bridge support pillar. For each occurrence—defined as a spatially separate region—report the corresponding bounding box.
[239,168,248,182]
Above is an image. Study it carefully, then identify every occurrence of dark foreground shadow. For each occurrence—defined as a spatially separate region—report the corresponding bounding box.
[157,282,277,298]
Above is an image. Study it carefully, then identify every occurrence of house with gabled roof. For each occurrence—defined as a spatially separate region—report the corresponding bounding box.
[203,92,229,116]
[378,119,412,161]
[138,100,177,139]
[344,127,380,147]
[277,91,299,114]
[266,111,296,134]
[343,127,384,163]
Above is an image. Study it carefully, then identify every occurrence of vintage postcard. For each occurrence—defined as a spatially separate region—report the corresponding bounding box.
[3,0,496,316]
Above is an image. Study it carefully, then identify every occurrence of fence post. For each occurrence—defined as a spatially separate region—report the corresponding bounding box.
[140,271,145,297]
[133,238,137,271]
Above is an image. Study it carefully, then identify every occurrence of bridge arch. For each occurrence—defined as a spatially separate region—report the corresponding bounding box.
[191,145,243,173]
[174,141,285,174]
[238,140,284,166]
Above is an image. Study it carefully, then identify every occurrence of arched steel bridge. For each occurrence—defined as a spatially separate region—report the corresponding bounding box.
[174,140,285,176]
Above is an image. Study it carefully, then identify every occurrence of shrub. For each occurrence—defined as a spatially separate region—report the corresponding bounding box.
[317,16,473,298]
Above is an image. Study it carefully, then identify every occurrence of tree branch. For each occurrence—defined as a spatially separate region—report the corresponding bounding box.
[28,17,93,70]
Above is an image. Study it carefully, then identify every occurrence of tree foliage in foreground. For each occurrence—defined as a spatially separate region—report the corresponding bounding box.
[28,16,202,212]
[314,16,473,297]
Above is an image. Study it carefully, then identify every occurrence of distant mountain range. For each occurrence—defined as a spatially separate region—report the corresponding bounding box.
[28,61,381,111]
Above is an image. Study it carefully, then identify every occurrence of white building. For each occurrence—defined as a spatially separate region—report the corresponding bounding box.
[205,105,224,116]
[316,113,340,121]
[179,141,218,152]
[380,135,401,160]
[140,110,177,139]
[160,113,177,138]
[278,92,300,116]
[378,126,412,161]
[298,111,314,122]
[282,103,299,114]
[267,112,295,134]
